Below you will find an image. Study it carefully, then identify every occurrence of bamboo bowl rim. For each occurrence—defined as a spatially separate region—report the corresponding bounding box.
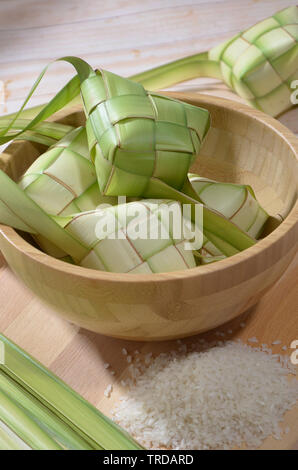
[0,93,297,285]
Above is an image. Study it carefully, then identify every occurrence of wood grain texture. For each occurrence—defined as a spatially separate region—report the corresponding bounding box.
[0,0,296,133]
[0,0,297,450]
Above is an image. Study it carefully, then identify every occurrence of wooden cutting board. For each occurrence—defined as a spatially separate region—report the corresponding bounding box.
[0,246,297,450]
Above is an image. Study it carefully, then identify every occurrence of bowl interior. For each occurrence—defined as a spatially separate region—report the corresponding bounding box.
[188,100,297,222]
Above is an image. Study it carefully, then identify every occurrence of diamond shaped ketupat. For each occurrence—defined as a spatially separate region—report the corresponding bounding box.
[61,200,201,273]
[188,175,269,239]
[82,69,210,197]
[213,5,298,116]
[18,126,117,216]
[187,174,269,263]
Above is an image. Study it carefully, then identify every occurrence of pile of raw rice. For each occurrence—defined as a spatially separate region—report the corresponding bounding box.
[112,341,298,450]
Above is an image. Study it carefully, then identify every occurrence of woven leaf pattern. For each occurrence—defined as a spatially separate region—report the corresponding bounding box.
[61,200,201,273]
[18,127,116,216]
[209,5,298,115]
[82,70,210,197]
[188,175,268,239]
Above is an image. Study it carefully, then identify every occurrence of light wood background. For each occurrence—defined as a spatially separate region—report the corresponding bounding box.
[0,0,297,450]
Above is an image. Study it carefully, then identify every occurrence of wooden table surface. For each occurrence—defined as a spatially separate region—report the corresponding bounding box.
[0,0,297,450]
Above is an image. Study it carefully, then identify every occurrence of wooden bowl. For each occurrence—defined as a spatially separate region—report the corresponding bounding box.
[0,94,297,341]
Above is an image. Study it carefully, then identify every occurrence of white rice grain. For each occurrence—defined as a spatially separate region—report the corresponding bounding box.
[113,342,298,450]
[104,384,113,398]
[248,337,258,343]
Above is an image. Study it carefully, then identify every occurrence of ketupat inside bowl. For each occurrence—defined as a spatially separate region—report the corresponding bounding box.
[0,93,297,341]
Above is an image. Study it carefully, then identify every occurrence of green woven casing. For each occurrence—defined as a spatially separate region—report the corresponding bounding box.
[209,5,298,115]
[188,175,269,239]
[82,70,210,197]
[188,175,269,263]
[18,126,116,215]
[60,199,202,273]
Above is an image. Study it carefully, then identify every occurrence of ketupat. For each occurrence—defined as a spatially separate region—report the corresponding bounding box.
[83,70,210,197]
[18,126,114,216]
[131,6,298,117]
[188,175,269,239]
[187,174,269,263]
[54,199,202,273]
[0,119,75,232]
